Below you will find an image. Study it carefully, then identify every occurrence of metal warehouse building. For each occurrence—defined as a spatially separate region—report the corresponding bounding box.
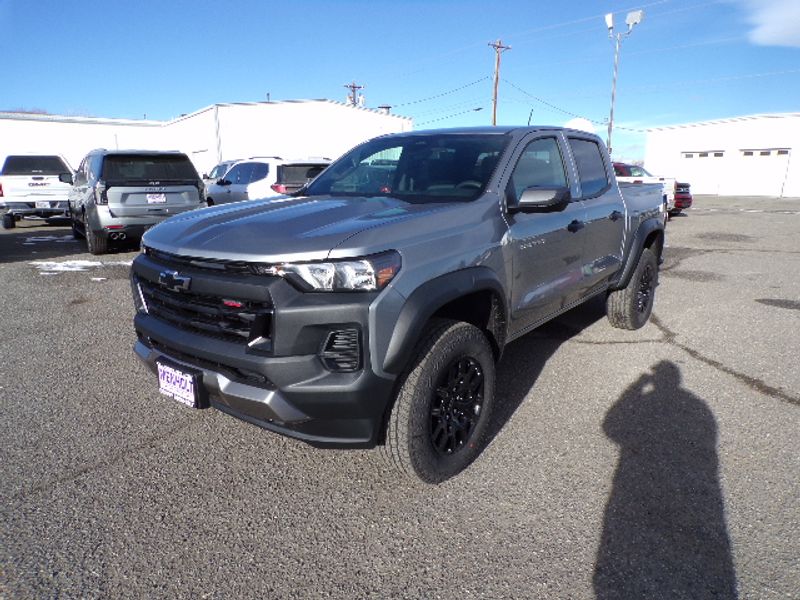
[0,100,412,175]
[644,113,800,198]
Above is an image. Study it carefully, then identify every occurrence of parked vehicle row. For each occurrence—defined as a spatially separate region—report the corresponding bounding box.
[612,161,693,219]
[205,157,330,205]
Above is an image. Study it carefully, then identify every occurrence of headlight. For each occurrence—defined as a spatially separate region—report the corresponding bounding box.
[258,251,401,292]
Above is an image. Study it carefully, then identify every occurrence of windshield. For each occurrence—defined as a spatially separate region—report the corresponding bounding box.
[304,133,510,203]
[101,154,199,181]
[2,155,70,175]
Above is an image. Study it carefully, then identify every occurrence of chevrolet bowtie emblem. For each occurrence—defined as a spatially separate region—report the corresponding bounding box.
[159,270,191,292]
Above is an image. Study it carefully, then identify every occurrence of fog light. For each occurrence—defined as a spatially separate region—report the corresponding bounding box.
[320,329,361,372]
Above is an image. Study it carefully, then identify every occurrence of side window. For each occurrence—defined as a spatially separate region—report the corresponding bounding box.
[226,163,252,184]
[568,138,609,197]
[250,162,269,183]
[508,137,567,204]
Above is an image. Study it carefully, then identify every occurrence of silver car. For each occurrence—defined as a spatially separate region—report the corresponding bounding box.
[66,150,206,254]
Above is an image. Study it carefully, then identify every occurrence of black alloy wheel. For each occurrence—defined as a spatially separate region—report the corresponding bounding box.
[430,356,484,455]
[636,263,655,314]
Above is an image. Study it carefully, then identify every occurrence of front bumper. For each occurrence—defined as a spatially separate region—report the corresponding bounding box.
[130,252,397,448]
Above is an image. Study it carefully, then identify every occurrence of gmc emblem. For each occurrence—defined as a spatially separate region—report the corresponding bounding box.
[159,270,191,293]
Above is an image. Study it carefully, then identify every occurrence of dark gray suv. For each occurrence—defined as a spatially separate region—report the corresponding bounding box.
[65,150,206,254]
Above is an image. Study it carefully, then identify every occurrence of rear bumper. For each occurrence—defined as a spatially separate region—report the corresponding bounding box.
[89,204,203,239]
[1,200,69,218]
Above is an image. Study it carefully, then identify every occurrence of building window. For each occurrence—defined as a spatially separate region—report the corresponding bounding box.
[777,149,789,156]
[714,152,723,157]
[699,152,709,158]
[683,153,694,158]
[743,151,753,156]
[760,151,771,156]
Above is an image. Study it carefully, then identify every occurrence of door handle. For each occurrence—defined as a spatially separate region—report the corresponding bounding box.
[609,210,623,221]
[567,219,585,233]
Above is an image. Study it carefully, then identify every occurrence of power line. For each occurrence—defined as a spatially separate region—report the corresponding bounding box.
[393,77,490,107]
[417,107,486,127]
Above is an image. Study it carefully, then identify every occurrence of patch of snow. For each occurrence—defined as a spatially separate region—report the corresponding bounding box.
[24,235,76,244]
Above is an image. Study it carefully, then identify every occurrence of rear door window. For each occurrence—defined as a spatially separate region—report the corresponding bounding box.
[250,162,269,183]
[568,138,609,197]
[101,154,198,181]
[2,155,69,175]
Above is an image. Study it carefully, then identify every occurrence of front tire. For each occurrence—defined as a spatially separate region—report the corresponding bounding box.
[2,213,16,229]
[606,247,658,330]
[382,319,496,484]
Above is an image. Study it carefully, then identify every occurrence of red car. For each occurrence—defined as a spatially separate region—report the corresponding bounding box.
[672,181,692,216]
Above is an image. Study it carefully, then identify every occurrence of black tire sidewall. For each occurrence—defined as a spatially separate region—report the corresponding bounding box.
[401,322,496,483]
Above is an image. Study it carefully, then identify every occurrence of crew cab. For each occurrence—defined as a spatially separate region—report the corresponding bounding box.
[131,127,665,483]
[0,154,73,229]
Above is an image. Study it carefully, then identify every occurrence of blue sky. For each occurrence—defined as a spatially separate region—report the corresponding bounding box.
[2,0,799,160]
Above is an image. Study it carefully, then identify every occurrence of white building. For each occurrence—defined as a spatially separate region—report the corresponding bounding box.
[0,100,412,175]
[644,113,800,198]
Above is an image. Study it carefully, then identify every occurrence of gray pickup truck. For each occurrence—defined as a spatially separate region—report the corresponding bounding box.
[130,126,665,483]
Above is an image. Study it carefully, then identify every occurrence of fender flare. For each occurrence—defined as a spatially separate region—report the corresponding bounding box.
[382,267,507,374]
[610,217,665,290]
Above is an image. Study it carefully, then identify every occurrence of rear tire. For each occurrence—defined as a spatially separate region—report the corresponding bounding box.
[2,213,15,229]
[606,247,658,330]
[84,217,108,255]
[381,318,496,484]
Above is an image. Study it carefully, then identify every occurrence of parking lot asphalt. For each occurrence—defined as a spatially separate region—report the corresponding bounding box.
[1,197,798,599]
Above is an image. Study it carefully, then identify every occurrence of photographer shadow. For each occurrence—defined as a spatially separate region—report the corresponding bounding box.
[594,361,738,599]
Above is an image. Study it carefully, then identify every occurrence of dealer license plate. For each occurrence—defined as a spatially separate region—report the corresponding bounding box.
[156,360,199,408]
[35,200,52,209]
[147,193,167,204]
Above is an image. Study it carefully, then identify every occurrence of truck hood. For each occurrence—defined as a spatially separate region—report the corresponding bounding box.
[142,195,453,262]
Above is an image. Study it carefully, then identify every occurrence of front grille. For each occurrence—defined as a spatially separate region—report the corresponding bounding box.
[137,277,272,345]
[144,246,255,275]
[143,335,273,389]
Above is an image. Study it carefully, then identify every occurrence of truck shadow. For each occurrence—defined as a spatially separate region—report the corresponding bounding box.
[486,295,606,444]
[593,360,738,599]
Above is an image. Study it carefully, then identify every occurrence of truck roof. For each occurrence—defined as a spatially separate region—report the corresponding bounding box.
[378,125,597,138]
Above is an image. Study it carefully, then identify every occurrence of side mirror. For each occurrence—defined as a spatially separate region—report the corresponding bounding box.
[508,186,571,213]
[59,172,74,185]
[202,173,209,179]
[217,178,231,186]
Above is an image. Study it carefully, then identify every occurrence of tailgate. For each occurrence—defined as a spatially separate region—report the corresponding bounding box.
[0,175,71,201]
[107,184,200,218]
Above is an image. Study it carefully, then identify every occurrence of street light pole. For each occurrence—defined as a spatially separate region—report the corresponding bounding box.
[605,10,644,156]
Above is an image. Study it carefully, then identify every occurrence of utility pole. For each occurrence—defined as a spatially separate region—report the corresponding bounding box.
[344,81,364,107]
[488,39,511,126]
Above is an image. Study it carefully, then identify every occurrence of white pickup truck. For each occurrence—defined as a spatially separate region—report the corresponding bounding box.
[0,154,73,229]
[613,162,675,216]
